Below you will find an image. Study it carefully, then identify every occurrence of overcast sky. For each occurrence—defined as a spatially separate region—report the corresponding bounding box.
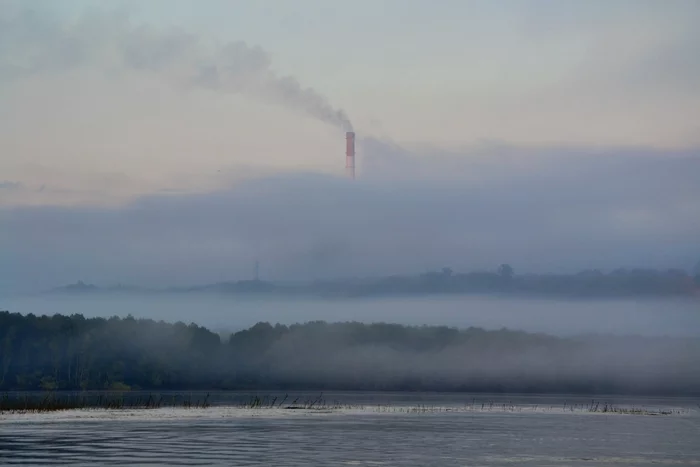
[1,0,699,292]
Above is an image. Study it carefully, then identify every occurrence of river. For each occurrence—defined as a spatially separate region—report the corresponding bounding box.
[1,392,699,466]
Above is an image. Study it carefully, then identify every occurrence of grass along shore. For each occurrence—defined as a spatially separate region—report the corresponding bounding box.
[0,392,690,416]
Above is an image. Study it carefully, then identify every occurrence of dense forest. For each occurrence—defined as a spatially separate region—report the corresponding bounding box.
[55,266,700,298]
[1,310,699,395]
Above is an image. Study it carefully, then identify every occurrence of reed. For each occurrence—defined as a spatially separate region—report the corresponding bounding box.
[0,392,211,414]
[0,393,686,416]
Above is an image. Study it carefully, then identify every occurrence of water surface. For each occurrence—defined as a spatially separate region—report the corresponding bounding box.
[1,393,699,466]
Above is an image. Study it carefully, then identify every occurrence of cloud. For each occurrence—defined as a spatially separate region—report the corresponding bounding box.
[2,142,699,292]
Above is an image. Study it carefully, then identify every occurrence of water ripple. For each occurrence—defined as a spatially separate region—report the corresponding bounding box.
[1,405,699,466]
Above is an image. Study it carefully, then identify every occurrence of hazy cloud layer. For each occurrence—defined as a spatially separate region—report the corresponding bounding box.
[3,142,699,292]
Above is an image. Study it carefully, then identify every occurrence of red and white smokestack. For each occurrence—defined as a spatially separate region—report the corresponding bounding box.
[345,131,356,180]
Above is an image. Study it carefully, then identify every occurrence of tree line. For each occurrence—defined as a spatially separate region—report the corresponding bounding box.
[1,311,699,395]
[337,266,700,298]
[56,265,700,299]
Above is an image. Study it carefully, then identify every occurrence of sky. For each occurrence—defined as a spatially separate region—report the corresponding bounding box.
[1,0,699,292]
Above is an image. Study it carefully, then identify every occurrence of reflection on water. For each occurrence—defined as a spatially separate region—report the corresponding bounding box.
[1,393,699,466]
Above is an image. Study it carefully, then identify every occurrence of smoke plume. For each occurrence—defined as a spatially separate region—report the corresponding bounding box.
[0,5,353,131]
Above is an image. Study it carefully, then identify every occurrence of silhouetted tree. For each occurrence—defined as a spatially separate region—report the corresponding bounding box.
[497,264,514,280]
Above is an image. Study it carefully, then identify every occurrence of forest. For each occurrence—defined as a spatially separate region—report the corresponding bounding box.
[1,310,699,395]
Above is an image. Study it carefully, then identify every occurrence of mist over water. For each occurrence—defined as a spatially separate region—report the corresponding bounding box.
[2,294,698,338]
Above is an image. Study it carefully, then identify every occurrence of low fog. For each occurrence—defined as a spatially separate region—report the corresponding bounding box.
[3,310,699,395]
[239,322,700,394]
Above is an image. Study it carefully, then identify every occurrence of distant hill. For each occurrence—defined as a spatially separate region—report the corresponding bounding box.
[53,280,99,294]
[51,281,145,295]
[185,280,277,294]
[48,266,700,300]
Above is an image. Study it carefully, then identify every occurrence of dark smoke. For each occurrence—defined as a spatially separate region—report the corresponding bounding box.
[0,5,353,131]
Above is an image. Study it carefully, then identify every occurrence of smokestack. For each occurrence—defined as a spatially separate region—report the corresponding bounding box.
[346,131,356,180]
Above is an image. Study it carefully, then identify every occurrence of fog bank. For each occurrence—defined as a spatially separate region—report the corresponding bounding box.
[3,146,700,293]
[235,321,700,395]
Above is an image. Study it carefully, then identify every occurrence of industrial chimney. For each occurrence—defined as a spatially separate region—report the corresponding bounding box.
[345,131,356,180]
